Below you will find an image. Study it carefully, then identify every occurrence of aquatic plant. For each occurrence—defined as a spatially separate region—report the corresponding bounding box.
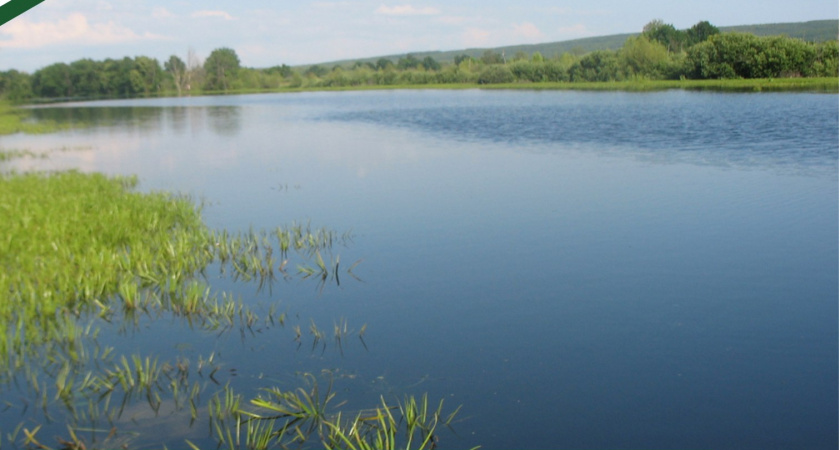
[0,169,464,450]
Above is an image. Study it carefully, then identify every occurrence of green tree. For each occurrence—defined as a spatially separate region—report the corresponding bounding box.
[101,57,136,97]
[687,21,720,46]
[203,47,240,91]
[397,54,421,70]
[69,59,103,97]
[165,55,187,96]
[509,60,545,82]
[304,65,327,77]
[512,51,529,61]
[480,50,504,65]
[265,64,293,78]
[453,54,473,65]
[620,35,670,79]
[569,50,623,81]
[477,64,514,84]
[643,19,688,53]
[375,58,394,71]
[0,70,32,102]
[813,40,839,76]
[134,56,162,96]
[352,61,376,71]
[421,56,441,71]
[32,63,72,98]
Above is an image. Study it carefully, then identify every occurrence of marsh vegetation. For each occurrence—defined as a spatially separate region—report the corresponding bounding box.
[0,150,466,449]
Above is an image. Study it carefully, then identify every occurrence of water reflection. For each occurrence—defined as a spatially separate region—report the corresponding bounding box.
[28,105,243,137]
[207,106,242,136]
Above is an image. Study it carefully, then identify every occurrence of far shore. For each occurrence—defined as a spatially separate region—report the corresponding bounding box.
[20,77,840,106]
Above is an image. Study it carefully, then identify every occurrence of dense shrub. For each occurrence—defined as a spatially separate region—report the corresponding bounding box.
[477,65,515,84]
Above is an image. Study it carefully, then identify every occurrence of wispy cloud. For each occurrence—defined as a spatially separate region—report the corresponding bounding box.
[152,7,175,19]
[0,13,163,49]
[545,7,612,17]
[512,22,544,39]
[461,27,490,46]
[312,1,354,8]
[556,24,589,36]
[375,5,440,16]
[435,15,472,25]
[191,10,236,20]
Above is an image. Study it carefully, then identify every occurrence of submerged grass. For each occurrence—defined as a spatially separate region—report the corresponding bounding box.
[0,170,358,363]
[0,168,457,449]
[0,102,79,135]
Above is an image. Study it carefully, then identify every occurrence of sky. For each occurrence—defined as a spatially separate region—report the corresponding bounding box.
[0,0,837,72]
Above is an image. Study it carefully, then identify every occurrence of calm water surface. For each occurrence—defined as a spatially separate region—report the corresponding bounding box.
[3,90,838,449]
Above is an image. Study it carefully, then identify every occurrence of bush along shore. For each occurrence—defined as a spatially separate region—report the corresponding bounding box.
[1,20,837,104]
[0,154,470,449]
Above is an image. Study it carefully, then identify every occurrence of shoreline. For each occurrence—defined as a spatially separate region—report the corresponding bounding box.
[20,77,840,106]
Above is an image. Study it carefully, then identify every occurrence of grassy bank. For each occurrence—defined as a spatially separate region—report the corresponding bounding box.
[14,76,838,110]
[188,76,840,95]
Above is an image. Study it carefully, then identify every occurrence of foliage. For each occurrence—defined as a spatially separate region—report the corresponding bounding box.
[204,47,241,91]
[0,70,32,103]
[569,50,623,82]
[476,64,515,84]
[683,32,836,79]
[165,55,187,96]
[480,50,505,65]
[0,20,836,101]
[620,35,671,78]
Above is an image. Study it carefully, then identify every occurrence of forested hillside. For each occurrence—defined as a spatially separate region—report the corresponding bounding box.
[319,19,838,69]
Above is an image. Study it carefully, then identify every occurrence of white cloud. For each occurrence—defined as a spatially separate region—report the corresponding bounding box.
[191,10,236,20]
[546,7,612,17]
[375,5,440,16]
[312,1,354,8]
[152,7,175,19]
[461,27,491,46]
[556,24,589,36]
[435,15,469,25]
[0,13,163,49]
[512,22,543,39]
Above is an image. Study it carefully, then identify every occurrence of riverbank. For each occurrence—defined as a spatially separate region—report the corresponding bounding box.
[15,77,839,108]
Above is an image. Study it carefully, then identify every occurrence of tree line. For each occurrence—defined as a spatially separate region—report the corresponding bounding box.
[0,20,837,102]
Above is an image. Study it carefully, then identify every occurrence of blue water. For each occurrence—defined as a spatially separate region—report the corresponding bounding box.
[4,90,838,449]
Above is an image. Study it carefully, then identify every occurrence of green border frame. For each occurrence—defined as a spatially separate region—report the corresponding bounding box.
[0,0,46,27]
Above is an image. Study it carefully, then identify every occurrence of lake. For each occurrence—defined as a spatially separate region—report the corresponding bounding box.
[2,89,838,449]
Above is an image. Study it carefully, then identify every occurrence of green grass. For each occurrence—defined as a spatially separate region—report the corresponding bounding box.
[485,77,840,92]
[0,101,78,135]
[283,77,839,93]
[0,168,458,449]
[39,76,838,103]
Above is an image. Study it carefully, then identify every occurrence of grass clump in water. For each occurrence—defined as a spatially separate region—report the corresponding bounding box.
[0,169,465,449]
[0,170,211,314]
[0,101,75,135]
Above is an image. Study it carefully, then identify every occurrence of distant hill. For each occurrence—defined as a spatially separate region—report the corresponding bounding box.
[304,19,838,69]
[724,20,838,42]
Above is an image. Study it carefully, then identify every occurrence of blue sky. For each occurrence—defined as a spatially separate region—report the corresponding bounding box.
[0,0,836,72]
